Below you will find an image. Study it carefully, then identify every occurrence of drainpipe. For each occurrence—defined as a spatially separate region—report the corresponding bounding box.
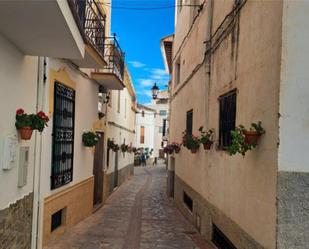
[205,0,214,131]
[31,57,47,249]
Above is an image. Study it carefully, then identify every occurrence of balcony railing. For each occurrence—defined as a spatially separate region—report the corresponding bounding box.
[104,35,125,81]
[69,0,106,59]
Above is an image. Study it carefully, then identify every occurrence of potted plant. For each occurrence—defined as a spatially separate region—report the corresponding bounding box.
[121,143,129,153]
[227,122,265,157]
[171,142,181,153]
[182,131,200,153]
[112,144,120,152]
[15,109,33,140]
[82,131,100,147]
[198,126,214,150]
[15,109,49,140]
[243,121,265,145]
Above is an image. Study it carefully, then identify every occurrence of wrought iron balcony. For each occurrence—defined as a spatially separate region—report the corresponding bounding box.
[91,35,126,90]
[104,35,125,81]
[69,0,106,61]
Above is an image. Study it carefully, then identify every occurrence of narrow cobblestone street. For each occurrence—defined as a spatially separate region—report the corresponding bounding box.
[44,165,214,249]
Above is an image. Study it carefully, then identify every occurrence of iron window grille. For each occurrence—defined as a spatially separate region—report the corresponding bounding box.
[68,0,106,60]
[186,109,193,135]
[219,90,237,148]
[51,82,75,190]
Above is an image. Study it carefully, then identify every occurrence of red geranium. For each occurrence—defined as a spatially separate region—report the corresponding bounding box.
[16,108,24,115]
[37,111,49,122]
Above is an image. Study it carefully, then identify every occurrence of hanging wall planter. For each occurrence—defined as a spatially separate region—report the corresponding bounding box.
[198,127,214,151]
[19,127,33,140]
[82,131,100,147]
[227,121,265,157]
[15,108,49,140]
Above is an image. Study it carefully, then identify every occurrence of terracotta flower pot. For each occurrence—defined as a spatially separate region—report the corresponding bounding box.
[202,141,213,150]
[191,148,198,153]
[19,127,33,140]
[244,130,261,145]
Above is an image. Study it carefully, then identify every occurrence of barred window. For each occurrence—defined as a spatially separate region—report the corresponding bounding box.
[186,110,193,135]
[219,90,237,148]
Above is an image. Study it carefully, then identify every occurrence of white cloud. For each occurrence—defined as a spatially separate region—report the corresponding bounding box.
[151,68,168,76]
[129,61,146,68]
[138,79,155,87]
[136,90,153,98]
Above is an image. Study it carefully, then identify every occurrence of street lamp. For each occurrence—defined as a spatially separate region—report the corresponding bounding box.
[151,83,159,100]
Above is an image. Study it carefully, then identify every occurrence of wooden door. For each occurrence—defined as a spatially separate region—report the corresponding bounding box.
[93,132,104,206]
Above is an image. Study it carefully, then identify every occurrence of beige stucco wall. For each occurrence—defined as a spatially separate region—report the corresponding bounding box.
[170,1,282,248]
[0,33,38,209]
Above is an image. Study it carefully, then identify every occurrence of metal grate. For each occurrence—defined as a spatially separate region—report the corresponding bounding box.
[51,209,63,232]
[219,90,237,148]
[212,224,237,249]
[51,82,75,190]
[186,110,193,135]
[183,191,193,212]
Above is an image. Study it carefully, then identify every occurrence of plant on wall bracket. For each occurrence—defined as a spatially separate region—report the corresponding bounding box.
[198,126,214,150]
[227,121,265,157]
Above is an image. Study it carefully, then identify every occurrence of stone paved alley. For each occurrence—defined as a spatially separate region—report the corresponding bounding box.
[44,165,215,249]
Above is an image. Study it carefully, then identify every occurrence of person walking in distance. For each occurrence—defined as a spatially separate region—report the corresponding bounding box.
[140,152,146,167]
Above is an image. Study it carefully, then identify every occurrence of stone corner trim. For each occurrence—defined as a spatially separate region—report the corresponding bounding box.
[277,171,309,249]
[0,192,34,249]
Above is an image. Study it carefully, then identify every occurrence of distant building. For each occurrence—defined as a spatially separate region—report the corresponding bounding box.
[135,90,169,161]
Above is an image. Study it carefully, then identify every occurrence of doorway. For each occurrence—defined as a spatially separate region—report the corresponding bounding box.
[93,132,104,207]
[114,151,119,189]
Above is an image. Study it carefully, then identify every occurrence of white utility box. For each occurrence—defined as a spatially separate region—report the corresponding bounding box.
[18,146,29,187]
[2,135,19,170]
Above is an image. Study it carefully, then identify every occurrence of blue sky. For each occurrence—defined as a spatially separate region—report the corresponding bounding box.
[110,1,175,103]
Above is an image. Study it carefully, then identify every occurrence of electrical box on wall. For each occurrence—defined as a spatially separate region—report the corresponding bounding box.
[2,135,19,170]
[18,146,29,188]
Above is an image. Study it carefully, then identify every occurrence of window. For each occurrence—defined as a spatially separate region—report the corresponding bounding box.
[159,127,163,133]
[51,209,64,232]
[51,82,75,189]
[183,191,193,212]
[163,119,167,136]
[117,90,121,113]
[175,57,181,85]
[140,126,145,144]
[219,90,237,148]
[186,109,193,135]
[212,224,237,249]
[159,110,167,116]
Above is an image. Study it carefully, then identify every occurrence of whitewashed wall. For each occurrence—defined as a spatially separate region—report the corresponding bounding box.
[0,33,38,209]
[279,0,309,173]
[135,108,155,153]
[40,58,99,198]
[106,88,135,174]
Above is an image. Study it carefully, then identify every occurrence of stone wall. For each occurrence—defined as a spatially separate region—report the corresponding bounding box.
[0,193,33,249]
[277,172,309,249]
[175,175,265,249]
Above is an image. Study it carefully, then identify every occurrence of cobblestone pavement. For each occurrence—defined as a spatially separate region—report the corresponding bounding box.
[44,165,215,249]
